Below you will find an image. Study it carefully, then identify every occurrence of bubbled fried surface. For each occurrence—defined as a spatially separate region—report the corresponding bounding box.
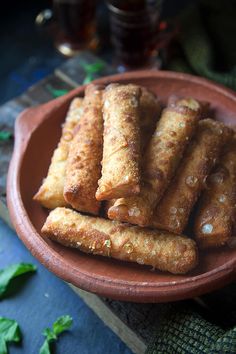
[194,137,236,248]
[105,87,161,216]
[96,84,141,201]
[64,84,104,215]
[139,87,161,151]
[42,207,198,275]
[33,98,83,209]
[152,119,234,234]
[108,99,200,227]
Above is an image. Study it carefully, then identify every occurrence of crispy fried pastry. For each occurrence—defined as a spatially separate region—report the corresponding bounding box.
[152,119,233,234]
[108,99,200,226]
[139,87,161,151]
[104,88,161,214]
[33,98,83,209]
[96,84,141,201]
[168,96,209,118]
[64,84,104,215]
[194,137,236,248]
[42,207,198,274]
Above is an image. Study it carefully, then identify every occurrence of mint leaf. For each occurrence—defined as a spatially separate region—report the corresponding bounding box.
[83,73,94,84]
[80,60,105,74]
[42,328,56,341]
[39,315,73,354]
[39,340,50,354]
[0,317,21,354]
[0,336,7,354]
[0,263,37,299]
[0,318,21,342]
[80,60,106,84]
[53,315,73,336]
[46,85,69,98]
[0,131,12,142]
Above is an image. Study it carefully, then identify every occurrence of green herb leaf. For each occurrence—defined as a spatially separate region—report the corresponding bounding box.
[80,60,105,74]
[0,336,7,354]
[80,60,106,85]
[0,263,37,299]
[39,315,73,354]
[39,339,50,354]
[46,85,69,98]
[42,328,56,342]
[0,317,21,354]
[83,73,94,84]
[0,131,12,142]
[52,315,73,336]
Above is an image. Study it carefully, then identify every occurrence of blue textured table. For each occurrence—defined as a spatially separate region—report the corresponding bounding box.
[0,218,132,354]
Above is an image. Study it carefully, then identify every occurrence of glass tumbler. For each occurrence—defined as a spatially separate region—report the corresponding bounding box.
[107,0,162,71]
[53,0,98,56]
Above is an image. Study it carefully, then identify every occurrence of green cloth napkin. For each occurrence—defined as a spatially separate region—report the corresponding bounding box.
[168,0,236,91]
[146,301,236,354]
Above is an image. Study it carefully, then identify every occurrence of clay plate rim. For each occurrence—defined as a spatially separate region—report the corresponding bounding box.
[7,70,236,302]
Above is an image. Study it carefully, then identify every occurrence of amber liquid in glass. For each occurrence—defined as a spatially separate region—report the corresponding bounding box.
[108,0,161,69]
[54,0,97,56]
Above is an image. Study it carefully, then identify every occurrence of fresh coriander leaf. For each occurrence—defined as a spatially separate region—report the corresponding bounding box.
[80,60,105,84]
[0,318,21,342]
[39,315,73,354]
[43,328,56,342]
[0,263,37,299]
[39,339,50,354]
[80,60,105,74]
[83,73,94,84]
[53,315,73,336]
[0,317,21,354]
[46,85,69,98]
[0,131,12,142]
[0,336,7,354]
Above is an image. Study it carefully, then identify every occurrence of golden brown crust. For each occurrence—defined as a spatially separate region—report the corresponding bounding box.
[139,87,161,151]
[194,137,236,248]
[64,84,104,215]
[96,84,141,201]
[108,98,200,226]
[103,200,116,218]
[105,88,161,217]
[42,207,198,274]
[33,98,83,209]
[168,96,209,118]
[151,119,233,234]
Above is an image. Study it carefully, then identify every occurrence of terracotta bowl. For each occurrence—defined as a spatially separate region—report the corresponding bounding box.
[7,70,236,303]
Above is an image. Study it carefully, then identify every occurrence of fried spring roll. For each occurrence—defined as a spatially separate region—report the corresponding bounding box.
[33,98,83,209]
[168,96,209,118]
[64,84,104,215]
[96,84,141,201]
[42,207,198,274]
[194,138,236,248]
[108,99,200,226]
[103,200,116,218]
[104,88,161,214]
[151,119,233,234]
[139,87,161,151]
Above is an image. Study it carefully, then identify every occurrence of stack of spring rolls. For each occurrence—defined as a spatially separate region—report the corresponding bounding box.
[34,83,236,275]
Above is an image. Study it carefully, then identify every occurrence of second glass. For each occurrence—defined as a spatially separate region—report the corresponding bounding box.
[107,0,162,71]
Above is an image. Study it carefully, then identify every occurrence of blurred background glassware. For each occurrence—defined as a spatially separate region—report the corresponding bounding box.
[36,0,99,57]
[107,0,162,71]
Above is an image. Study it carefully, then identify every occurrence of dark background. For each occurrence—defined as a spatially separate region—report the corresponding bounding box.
[0,0,193,104]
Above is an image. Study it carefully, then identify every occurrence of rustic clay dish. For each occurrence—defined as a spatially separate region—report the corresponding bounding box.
[7,71,236,303]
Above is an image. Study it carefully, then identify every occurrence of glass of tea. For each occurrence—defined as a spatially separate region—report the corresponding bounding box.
[53,0,99,56]
[36,0,99,57]
[107,0,162,71]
